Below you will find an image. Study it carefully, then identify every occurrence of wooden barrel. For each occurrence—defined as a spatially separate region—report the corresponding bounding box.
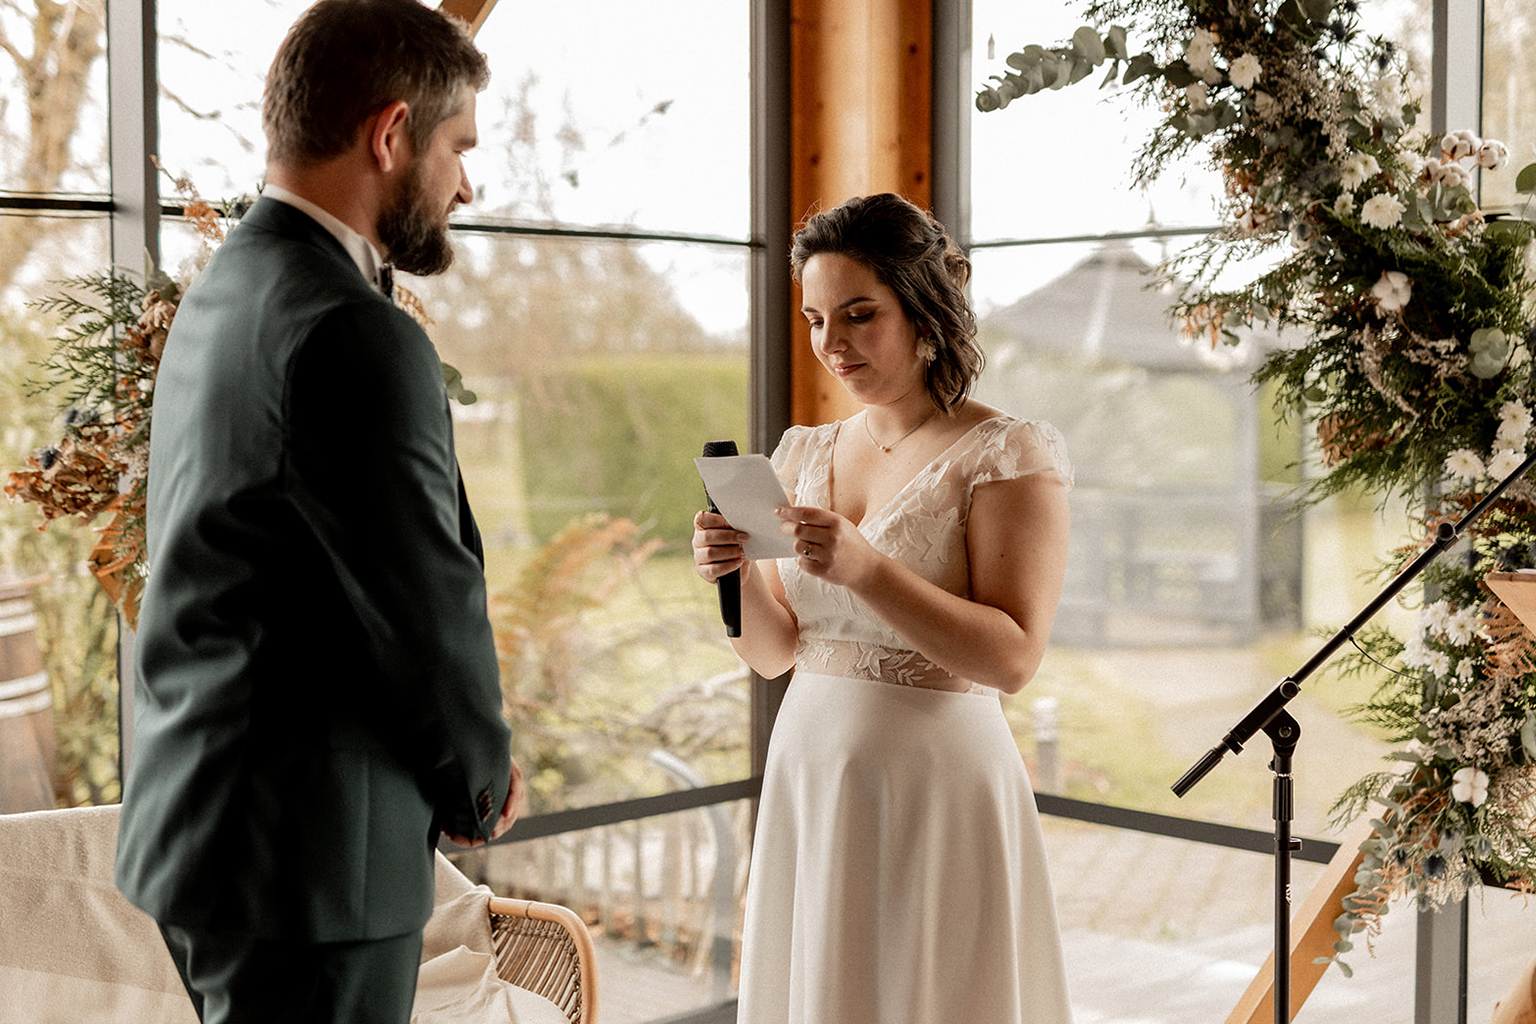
[0,576,56,812]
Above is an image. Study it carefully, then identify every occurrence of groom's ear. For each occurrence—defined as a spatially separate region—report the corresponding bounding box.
[366,100,413,174]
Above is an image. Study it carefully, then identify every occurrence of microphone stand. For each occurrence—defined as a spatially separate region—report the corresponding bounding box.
[1172,448,1536,1023]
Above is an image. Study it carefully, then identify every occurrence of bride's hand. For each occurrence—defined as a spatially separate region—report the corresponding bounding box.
[693,509,750,584]
[776,505,879,587]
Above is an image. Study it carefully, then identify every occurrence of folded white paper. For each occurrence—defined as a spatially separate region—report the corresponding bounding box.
[694,454,799,560]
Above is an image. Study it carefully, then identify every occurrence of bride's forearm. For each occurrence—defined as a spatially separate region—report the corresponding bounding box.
[727,560,798,678]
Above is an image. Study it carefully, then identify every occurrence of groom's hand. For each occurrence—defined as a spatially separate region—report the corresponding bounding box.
[445,756,525,847]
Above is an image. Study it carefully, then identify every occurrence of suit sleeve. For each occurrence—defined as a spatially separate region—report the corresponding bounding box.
[286,301,511,840]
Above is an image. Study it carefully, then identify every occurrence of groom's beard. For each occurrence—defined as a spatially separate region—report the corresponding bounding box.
[378,161,455,277]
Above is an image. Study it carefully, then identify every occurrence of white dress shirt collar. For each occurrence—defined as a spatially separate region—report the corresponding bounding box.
[261,184,388,292]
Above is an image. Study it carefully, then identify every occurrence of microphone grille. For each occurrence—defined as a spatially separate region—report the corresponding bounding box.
[701,440,739,458]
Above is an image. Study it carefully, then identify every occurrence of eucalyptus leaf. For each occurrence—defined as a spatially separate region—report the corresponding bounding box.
[1516,161,1536,194]
[1486,220,1535,245]
[1072,25,1106,64]
[1067,55,1096,86]
[1301,0,1337,23]
[1123,52,1158,84]
[1105,25,1129,60]
[1048,53,1075,90]
[1162,60,1195,88]
[1100,61,1120,88]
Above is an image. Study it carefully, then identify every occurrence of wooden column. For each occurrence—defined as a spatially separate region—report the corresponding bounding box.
[437,0,501,35]
[789,0,934,427]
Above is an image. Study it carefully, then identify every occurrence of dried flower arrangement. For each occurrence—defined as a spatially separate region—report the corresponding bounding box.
[5,172,471,628]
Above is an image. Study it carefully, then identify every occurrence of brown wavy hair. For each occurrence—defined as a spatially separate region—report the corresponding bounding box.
[789,193,983,411]
[263,0,490,168]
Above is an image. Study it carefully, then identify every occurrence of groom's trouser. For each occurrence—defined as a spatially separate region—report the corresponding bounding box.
[158,922,423,1024]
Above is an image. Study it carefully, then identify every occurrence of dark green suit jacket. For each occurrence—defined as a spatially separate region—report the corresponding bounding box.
[116,197,512,942]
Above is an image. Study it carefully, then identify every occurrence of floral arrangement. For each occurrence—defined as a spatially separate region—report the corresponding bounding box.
[980,0,1536,974]
[5,172,468,629]
[2,175,226,627]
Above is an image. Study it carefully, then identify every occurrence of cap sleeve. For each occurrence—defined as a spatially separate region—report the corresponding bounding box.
[769,424,817,503]
[970,418,1073,491]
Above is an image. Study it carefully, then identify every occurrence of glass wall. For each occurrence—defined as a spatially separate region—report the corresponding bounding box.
[154,3,755,1017]
[967,0,1449,1019]
[1,0,117,813]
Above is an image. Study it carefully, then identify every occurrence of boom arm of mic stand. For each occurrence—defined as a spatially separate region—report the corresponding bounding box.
[1172,447,1536,798]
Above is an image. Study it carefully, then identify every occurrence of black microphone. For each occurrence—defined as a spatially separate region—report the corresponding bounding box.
[701,440,742,637]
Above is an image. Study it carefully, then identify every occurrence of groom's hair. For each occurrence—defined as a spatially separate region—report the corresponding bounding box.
[263,0,489,168]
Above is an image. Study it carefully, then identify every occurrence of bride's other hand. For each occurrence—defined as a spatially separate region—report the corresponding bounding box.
[777,505,879,587]
[693,509,749,583]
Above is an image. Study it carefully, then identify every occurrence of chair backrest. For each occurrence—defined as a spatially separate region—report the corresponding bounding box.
[486,896,597,1024]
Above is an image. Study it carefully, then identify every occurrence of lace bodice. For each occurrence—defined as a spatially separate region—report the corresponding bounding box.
[771,415,1072,692]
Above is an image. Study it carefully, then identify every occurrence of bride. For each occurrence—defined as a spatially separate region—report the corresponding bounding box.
[693,193,1076,1023]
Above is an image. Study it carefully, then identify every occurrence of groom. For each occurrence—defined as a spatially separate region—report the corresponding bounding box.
[115,2,522,1021]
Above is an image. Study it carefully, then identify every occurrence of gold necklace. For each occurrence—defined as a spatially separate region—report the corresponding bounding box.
[863,407,937,452]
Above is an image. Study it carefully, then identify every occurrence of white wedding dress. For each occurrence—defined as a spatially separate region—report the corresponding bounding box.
[736,415,1076,1024]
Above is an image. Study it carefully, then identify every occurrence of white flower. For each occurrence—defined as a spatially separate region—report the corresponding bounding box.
[1361,194,1406,230]
[1479,139,1510,170]
[1451,766,1490,807]
[1445,606,1481,646]
[1185,33,1217,80]
[1340,152,1382,190]
[1498,401,1532,447]
[1372,74,1404,113]
[1421,600,1453,637]
[1488,448,1527,480]
[1426,157,1472,189]
[1399,150,1426,182]
[1444,448,1485,482]
[1427,650,1451,677]
[1334,191,1356,217]
[1442,130,1481,160]
[1401,634,1433,669]
[1228,53,1262,89]
[1371,268,1412,310]
[1455,658,1476,684]
[1252,90,1279,121]
[1185,82,1210,111]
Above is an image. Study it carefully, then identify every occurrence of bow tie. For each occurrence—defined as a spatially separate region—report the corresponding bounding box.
[378,262,395,300]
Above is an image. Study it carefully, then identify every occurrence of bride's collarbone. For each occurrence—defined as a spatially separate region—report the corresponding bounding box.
[830,430,952,524]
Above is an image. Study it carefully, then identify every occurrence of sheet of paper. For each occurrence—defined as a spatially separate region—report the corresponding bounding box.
[694,454,799,560]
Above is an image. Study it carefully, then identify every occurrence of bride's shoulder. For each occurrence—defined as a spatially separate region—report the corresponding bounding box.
[961,406,1073,488]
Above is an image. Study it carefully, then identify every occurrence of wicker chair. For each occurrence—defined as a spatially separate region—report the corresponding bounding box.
[487,897,598,1024]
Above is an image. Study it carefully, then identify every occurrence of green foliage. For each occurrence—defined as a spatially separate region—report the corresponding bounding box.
[518,354,748,545]
[489,516,746,813]
[2,308,121,807]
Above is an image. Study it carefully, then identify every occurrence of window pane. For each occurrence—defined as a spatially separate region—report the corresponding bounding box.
[468,2,750,237]
[403,231,751,812]
[969,242,1402,835]
[155,1,752,240]
[155,0,308,199]
[0,3,109,195]
[970,3,1223,239]
[1,215,120,811]
[1482,0,1536,212]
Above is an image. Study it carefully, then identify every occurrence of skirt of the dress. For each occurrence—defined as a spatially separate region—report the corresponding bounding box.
[737,672,1074,1024]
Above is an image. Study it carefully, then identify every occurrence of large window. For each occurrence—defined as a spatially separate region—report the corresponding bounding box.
[966,1,1536,1020]
[1,1,118,812]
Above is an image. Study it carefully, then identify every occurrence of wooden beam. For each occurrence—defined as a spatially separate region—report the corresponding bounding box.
[1225,817,1376,1024]
[437,0,500,36]
[788,0,933,428]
